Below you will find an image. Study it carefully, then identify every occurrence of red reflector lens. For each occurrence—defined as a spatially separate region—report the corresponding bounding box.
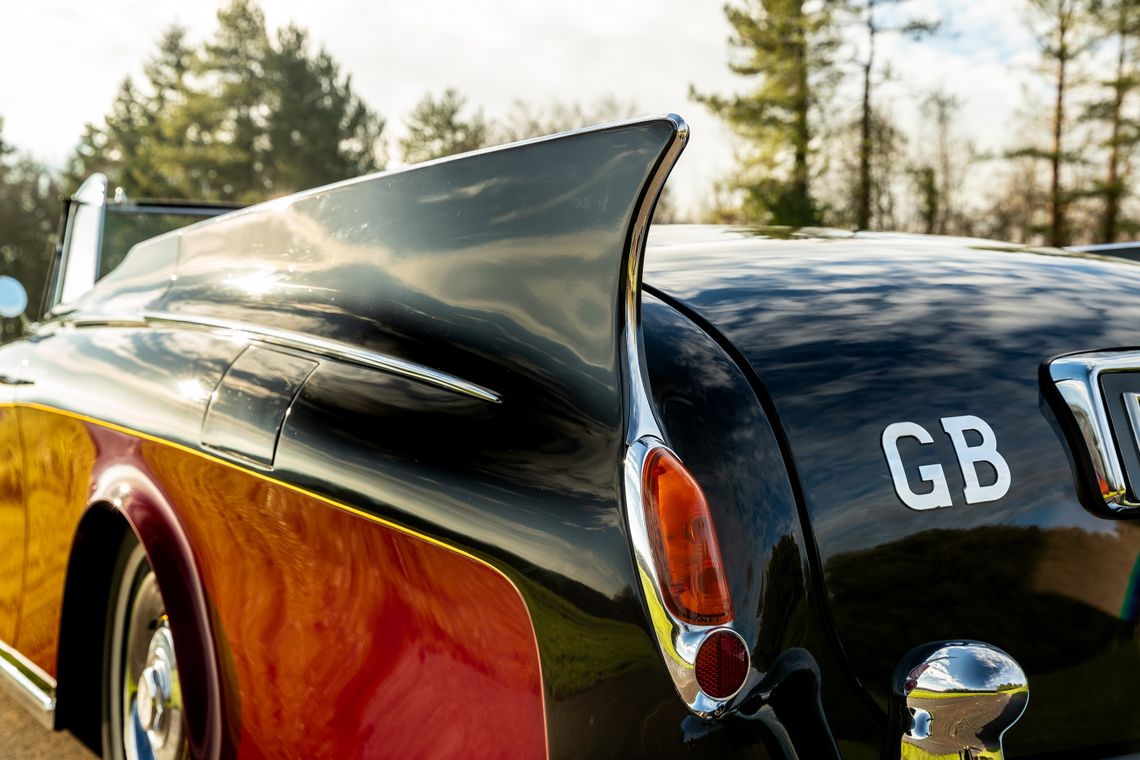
[642,448,734,625]
[694,630,749,700]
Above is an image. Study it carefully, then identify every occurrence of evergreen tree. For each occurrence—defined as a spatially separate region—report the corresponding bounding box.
[496,97,640,142]
[399,89,489,164]
[194,0,273,199]
[67,0,385,202]
[266,24,386,193]
[692,0,841,226]
[1086,0,1140,241]
[1011,0,1094,246]
[0,118,59,340]
[69,27,200,198]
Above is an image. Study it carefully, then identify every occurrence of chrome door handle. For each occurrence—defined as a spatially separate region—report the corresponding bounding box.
[0,375,33,386]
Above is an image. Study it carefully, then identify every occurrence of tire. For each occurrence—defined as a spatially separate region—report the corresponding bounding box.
[102,532,188,760]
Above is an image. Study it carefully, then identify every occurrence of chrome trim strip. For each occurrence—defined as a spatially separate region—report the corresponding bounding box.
[617,115,751,717]
[623,113,689,446]
[63,315,150,329]
[139,311,501,404]
[1050,351,1140,510]
[0,639,56,727]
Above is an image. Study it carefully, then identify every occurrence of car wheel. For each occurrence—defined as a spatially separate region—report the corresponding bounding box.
[103,533,188,760]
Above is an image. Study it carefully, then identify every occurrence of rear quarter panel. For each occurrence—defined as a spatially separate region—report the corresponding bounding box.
[646,232,1140,757]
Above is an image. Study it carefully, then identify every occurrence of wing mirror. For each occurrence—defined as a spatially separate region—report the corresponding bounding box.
[0,276,28,319]
[888,641,1028,759]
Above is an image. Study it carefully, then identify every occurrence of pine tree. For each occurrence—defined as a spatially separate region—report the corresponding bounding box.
[398,89,489,164]
[1011,0,1094,246]
[67,0,385,202]
[266,24,386,193]
[1087,0,1140,241]
[69,27,199,198]
[0,118,59,338]
[692,0,840,226]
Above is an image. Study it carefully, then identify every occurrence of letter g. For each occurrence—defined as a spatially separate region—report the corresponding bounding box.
[881,421,952,511]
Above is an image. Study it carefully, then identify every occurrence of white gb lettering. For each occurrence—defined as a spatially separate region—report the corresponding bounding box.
[880,415,1012,511]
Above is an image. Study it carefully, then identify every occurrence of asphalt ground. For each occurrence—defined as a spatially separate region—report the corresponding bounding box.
[0,688,97,759]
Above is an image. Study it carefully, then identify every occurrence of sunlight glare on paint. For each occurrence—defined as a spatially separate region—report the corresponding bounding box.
[224,267,279,298]
[176,378,210,403]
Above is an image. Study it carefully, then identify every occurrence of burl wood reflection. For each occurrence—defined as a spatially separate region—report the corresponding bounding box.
[141,441,546,759]
[7,408,545,758]
[0,406,25,645]
[17,411,96,672]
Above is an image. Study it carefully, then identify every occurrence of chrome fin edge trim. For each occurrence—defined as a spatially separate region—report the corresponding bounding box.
[0,640,56,727]
[618,115,751,717]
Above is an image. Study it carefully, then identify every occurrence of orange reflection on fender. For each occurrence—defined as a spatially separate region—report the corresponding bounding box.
[141,440,547,759]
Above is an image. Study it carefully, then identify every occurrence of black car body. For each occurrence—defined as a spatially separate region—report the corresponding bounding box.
[0,115,1138,758]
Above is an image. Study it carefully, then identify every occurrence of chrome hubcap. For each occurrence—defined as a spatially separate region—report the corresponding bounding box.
[123,572,184,760]
[136,628,174,739]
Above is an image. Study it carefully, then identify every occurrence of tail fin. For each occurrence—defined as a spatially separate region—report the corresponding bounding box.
[96,116,686,424]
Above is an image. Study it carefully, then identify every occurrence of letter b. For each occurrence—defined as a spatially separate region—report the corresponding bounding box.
[940,415,1011,505]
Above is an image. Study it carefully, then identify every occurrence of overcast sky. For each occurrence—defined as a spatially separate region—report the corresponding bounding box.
[0,0,1042,210]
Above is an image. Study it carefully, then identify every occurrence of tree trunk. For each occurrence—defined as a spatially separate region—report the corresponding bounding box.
[1050,5,1069,247]
[857,11,875,231]
[936,103,951,235]
[1105,5,1126,243]
[793,11,811,221]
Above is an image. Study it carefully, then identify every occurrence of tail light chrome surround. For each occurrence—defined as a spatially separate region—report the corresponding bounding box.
[623,437,749,716]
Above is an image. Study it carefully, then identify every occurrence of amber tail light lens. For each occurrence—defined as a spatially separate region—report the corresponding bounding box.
[642,448,734,626]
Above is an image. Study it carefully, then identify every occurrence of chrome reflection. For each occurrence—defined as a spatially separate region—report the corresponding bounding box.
[622,437,749,717]
[1050,352,1140,510]
[891,641,1028,760]
[123,572,185,760]
[619,115,754,717]
[142,310,500,404]
[0,639,56,728]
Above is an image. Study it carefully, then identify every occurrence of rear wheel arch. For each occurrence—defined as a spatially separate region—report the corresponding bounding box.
[57,469,234,760]
[55,501,132,754]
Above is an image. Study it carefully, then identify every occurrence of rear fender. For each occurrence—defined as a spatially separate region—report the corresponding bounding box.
[89,462,231,760]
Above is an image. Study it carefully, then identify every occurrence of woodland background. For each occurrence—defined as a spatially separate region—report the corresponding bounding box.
[1,0,1136,320]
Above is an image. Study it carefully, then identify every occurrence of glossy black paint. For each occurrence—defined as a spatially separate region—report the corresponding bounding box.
[641,294,860,757]
[16,124,1140,757]
[645,226,1140,757]
[1,122,848,758]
